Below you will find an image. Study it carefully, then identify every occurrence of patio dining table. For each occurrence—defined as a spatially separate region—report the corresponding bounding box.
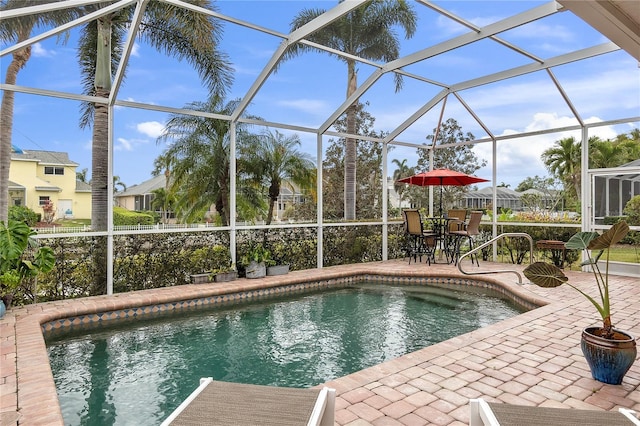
[423,217,458,264]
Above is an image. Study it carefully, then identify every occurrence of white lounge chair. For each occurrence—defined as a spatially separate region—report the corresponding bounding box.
[162,378,336,426]
[469,398,640,426]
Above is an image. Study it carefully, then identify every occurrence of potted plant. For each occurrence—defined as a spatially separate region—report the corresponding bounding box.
[266,242,289,276]
[189,245,233,284]
[523,221,636,385]
[0,220,55,314]
[211,262,237,283]
[240,242,271,279]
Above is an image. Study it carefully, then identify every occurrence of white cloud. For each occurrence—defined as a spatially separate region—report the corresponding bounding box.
[471,112,623,187]
[131,43,140,57]
[136,121,165,138]
[115,137,133,151]
[31,42,55,58]
[276,99,330,115]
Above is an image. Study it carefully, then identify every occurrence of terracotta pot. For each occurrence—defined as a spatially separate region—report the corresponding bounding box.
[581,327,636,385]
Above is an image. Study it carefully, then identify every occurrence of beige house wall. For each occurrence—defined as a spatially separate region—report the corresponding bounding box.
[116,195,136,210]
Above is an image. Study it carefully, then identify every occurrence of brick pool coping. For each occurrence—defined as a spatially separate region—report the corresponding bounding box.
[1,260,639,425]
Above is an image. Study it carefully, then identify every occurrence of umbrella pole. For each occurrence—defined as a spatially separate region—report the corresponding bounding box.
[439,181,443,217]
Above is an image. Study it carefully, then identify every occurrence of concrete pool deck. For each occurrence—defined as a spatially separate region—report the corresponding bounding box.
[1,260,639,425]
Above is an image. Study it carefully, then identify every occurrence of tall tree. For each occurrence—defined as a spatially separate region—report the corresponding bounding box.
[78,0,233,232]
[0,1,78,223]
[239,129,315,225]
[285,0,417,220]
[76,168,89,183]
[415,118,487,211]
[541,136,581,201]
[150,188,174,224]
[77,1,233,294]
[392,158,414,208]
[156,96,255,226]
[589,137,627,169]
[323,102,388,219]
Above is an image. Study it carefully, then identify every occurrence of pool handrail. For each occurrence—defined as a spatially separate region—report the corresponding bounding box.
[457,233,534,285]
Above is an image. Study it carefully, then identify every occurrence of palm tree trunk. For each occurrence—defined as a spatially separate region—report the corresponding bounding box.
[91,87,110,296]
[266,181,280,225]
[90,17,113,295]
[0,34,31,223]
[344,60,358,220]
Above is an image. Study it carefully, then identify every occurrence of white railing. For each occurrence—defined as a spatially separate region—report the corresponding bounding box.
[33,222,222,234]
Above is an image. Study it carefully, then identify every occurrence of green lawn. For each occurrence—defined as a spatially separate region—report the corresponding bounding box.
[609,245,640,263]
[56,219,91,227]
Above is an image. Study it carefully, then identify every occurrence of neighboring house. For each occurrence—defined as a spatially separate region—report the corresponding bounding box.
[387,177,411,210]
[116,175,311,222]
[462,186,559,212]
[9,149,91,220]
[593,158,640,221]
[115,174,166,211]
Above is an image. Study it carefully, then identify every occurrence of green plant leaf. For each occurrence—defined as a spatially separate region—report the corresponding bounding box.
[588,221,629,249]
[523,262,568,287]
[564,232,598,250]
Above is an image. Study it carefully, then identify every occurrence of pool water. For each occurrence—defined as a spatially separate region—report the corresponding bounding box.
[46,282,525,425]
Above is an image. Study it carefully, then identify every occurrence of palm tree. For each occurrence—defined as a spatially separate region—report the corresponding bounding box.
[156,95,255,226]
[150,188,174,224]
[77,1,233,232]
[285,0,417,220]
[113,175,126,193]
[240,129,315,225]
[0,1,79,223]
[542,136,582,201]
[392,158,413,208]
[76,168,90,183]
[75,1,232,295]
[590,138,627,169]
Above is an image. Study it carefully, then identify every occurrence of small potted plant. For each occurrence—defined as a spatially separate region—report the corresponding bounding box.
[189,245,232,284]
[266,242,289,276]
[240,242,271,279]
[210,262,237,283]
[0,220,55,314]
[523,221,636,385]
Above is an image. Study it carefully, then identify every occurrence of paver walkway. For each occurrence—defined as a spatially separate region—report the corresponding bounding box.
[1,260,639,425]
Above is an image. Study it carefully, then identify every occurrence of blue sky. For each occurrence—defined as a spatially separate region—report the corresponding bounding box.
[2,0,639,190]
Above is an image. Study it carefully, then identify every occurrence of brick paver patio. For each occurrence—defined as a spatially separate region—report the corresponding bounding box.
[1,260,638,425]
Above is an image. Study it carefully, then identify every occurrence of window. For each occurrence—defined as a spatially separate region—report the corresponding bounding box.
[39,196,50,206]
[44,166,64,175]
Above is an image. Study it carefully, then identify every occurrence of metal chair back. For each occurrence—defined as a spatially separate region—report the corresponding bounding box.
[465,211,483,236]
[403,209,424,236]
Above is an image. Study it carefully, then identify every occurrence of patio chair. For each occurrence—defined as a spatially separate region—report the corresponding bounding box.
[446,209,467,232]
[162,378,336,426]
[469,398,640,425]
[403,209,437,264]
[444,209,467,262]
[449,210,483,266]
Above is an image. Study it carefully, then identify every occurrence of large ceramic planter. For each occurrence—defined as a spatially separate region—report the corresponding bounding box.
[245,261,266,279]
[267,264,289,276]
[581,327,636,385]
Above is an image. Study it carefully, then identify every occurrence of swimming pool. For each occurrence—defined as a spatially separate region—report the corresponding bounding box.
[46,280,526,425]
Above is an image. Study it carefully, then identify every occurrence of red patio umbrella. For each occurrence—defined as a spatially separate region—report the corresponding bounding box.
[397,168,489,216]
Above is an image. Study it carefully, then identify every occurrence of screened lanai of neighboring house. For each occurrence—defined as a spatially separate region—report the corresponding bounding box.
[463,187,522,211]
[593,159,640,222]
[1,0,639,289]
